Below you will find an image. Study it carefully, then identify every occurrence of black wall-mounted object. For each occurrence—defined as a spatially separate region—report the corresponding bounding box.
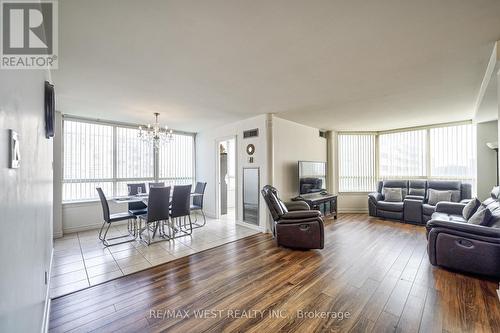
[243,128,259,138]
[44,81,55,139]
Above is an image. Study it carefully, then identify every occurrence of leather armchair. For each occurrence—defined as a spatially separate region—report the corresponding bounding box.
[261,185,324,249]
[426,187,500,278]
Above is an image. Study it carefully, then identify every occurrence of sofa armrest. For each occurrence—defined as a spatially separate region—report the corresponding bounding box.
[460,199,472,204]
[368,192,382,203]
[435,202,466,215]
[284,201,310,211]
[405,195,424,201]
[281,210,321,220]
[427,219,500,239]
[277,216,324,225]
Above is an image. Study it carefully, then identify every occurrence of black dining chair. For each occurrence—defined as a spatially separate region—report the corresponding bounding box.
[96,187,137,247]
[191,182,207,228]
[170,184,193,237]
[127,183,148,216]
[148,182,165,189]
[138,186,171,245]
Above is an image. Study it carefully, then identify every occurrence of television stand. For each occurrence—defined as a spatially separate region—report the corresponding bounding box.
[292,193,337,219]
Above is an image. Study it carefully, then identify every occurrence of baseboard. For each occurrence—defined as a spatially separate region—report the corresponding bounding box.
[235,220,265,232]
[338,208,368,214]
[497,284,500,302]
[62,220,128,234]
[41,248,53,333]
[53,231,63,239]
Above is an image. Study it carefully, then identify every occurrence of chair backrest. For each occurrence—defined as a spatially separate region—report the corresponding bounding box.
[170,184,192,218]
[192,182,207,207]
[96,187,110,222]
[127,183,148,211]
[147,186,171,222]
[381,180,409,199]
[261,185,288,221]
[408,180,427,197]
[148,182,165,189]
[427,180,462,202]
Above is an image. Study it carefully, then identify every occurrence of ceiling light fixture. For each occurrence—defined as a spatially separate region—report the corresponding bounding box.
[138,112,173,148]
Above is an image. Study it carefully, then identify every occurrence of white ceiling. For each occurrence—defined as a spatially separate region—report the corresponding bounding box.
[54,0,500,132]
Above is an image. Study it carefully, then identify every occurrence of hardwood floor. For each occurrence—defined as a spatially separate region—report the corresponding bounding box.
[49,214,500,333]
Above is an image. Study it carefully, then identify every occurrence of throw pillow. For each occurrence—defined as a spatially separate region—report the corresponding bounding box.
[462,198,480,220]
[468,207,493,226]
[383,188,403,202]
[427,189,452,206]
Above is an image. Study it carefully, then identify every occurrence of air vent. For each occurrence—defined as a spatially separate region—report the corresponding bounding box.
[319,130,327,138]
[243,128,259,139]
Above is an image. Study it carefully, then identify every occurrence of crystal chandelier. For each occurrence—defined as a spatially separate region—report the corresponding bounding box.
[138,112,173,147]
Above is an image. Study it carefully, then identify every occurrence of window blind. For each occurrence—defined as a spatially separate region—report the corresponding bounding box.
[338,134,377,192]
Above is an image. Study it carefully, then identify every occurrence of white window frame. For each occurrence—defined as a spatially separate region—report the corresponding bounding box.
[62,115,196,203]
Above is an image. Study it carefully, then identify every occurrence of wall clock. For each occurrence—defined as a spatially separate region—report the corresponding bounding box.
[246,144,255,155]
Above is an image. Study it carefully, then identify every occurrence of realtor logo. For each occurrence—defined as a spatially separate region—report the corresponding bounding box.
[1,0,58,69]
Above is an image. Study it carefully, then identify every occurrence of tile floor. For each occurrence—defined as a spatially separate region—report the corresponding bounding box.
[50,214,258,298]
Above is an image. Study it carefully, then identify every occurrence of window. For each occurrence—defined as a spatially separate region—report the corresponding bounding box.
[158,133,194,186]
[338,134,377,192]
[115,127,155,196]
[63,118,195,202]
[337,123,477,193]
[430,124,476,182]
[379,130,426,179]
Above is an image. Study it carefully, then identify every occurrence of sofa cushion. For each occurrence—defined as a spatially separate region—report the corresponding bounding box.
[383,188,403,202]
[377,201,404,212]
[422,203,436,217]
[462,198,480,220]
[428,189,452,206]
[409,188,425,196]
[468,208,493,226]
[431,212,467,223]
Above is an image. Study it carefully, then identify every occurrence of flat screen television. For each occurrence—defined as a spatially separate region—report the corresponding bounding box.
[298,161,326,195]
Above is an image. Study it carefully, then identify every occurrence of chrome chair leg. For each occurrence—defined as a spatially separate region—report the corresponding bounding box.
[191,209,207,229]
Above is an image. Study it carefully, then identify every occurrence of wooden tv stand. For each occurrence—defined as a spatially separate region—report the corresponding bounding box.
[292,193,338,219]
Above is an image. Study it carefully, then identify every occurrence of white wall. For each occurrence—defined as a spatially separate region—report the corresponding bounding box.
[196,114,271,231]
[477,120,498,200]
[272,117,327,200]
[0,71,53,332]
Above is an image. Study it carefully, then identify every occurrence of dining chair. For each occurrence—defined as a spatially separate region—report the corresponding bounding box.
[191,182,207,228]
[96,187,137,247]
[127,183,148,216]
[148,182,165,189]
[170,184,193,237]
[138,186,171,245]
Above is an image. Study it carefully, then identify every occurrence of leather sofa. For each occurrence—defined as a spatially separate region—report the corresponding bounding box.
[261,185,324,249]
[368,180,472,224]
[426,187,500,278]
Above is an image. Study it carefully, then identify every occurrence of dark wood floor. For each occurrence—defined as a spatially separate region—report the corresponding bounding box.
[49,214,500,333]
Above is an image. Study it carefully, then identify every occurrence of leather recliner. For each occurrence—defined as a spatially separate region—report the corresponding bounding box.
[261,185,324,249]
[426,187,500,278]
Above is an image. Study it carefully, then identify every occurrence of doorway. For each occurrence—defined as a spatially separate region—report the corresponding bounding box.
[217,137,236,220]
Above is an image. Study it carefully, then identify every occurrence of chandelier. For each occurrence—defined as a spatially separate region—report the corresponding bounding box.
[138,112,173,147]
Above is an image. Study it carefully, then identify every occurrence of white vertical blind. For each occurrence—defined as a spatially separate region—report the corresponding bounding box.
[430,124,476,182]
[63,118,195,201]
[379,130,426,178]
[338,134,377,192]
[158,133,194,187]
[115,127,154,196]
[63,120,114,201]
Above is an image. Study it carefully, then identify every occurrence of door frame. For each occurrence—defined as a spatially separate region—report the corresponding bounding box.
[215,135,238,220]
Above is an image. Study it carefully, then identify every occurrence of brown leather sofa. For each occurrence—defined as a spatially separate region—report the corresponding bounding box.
[426,187,500,278]
[261,185,324,249]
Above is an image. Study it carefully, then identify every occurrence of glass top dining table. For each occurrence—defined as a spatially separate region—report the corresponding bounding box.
[112,192,202,204]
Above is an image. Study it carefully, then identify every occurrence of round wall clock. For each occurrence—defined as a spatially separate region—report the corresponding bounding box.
[246,144,255,155]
